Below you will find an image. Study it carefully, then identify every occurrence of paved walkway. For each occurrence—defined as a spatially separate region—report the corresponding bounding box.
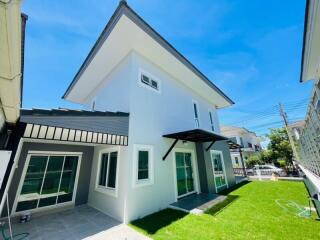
[85,224,151,240]
[9,205,150,240]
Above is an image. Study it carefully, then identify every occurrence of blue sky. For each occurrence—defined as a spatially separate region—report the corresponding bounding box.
[22,0,312,137]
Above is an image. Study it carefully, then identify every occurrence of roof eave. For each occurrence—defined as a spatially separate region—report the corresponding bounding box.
[300,0,310,83]
[63,1,234,106]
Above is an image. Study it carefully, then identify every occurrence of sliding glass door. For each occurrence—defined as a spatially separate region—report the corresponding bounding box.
[175,152,195,197]
[16,154,80,213]
[210,150,228,192]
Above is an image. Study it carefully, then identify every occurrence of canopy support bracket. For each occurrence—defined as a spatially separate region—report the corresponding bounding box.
[205,140,216,151]
[162,139,179,160]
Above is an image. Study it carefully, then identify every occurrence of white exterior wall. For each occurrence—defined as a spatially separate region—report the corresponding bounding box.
[125,52,218,221]
[87,145,128,222]
[84,51,222,222]
[83,53,132,112]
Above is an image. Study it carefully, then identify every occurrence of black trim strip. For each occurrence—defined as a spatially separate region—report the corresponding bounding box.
[162,139,179,161]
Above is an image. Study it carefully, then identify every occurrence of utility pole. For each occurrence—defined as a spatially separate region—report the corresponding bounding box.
[279,103,300,162]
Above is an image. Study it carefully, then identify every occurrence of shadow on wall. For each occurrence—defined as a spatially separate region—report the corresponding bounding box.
[130,208,188,235]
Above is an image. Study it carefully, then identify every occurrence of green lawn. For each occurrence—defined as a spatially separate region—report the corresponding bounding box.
[130,181,320,240]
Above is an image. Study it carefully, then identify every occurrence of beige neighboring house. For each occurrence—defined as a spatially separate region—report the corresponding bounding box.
[287,120,305,142]
[0,0,27,213]
[221,125,263,168]
[0,0,27,130]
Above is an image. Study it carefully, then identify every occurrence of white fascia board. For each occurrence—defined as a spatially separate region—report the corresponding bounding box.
[299,164,320,193]
[302,0,320,82]
[65,14,232,108]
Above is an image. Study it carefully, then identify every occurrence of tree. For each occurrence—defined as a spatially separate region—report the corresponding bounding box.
[266,128,293,167]
[246,153,264,168]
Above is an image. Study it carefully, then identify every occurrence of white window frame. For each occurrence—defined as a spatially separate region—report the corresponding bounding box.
[208,110,215,132]
[172,148,200,201]
[138,69,161,93]
[11,151,82,216]
[210,150,228,192]
[95,146,120,197]
[192,100,200,128]
[132,144,154,188]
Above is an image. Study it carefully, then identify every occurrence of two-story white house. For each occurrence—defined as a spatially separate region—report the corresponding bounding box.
[3,1,236,223]
[221,125,262,168]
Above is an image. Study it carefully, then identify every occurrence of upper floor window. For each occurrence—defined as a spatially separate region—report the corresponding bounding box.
[248,143,253,148]
[193,101,200,128]
[139,70,160,92]
[209,111,214,131]
[91,100,96,111]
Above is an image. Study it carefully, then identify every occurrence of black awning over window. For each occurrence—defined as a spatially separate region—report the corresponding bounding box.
[163,129,228,142]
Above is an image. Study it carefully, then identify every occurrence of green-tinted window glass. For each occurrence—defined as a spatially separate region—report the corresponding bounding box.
[99,153,109,186]
[138,151,149,180]
[41,156,64,195]
[17,154,79,212]
[21,156,48,195]
[107,152,117,188]
[16,200,38,212]
[57,156,78,203]
[175,152,184,167]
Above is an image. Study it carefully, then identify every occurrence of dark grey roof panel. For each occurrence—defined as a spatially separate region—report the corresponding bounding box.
[20,109,129,136]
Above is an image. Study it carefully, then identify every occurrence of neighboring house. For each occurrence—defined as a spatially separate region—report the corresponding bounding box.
[0,0,27,214]
[3,1,236,223]
[287,120,305,142]
[221,125,262,168]
[299,0,320,215]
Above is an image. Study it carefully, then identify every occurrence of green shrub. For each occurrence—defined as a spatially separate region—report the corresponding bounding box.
[246,154,264,168]
[277,159,286,168]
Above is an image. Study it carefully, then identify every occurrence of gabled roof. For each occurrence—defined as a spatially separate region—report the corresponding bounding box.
[20,108,129,136]
[63,0,234,108]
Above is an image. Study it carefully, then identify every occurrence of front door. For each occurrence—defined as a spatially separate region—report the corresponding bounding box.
[175,152,195,198]
[210,150,228,192]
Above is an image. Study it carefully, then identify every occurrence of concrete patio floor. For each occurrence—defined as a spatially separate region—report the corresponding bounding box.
[5,205,150,240]
[170,193,227,214]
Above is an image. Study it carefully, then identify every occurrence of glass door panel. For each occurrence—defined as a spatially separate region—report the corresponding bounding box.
[176,152,187,196]
[211,151,227,191]
[17,156,48,211]
[57,156,78,203]
[175,152,195,197]
[20,156,47,195]
[16,154,79,212]
[184,153,194,192]
[39,156,64,207]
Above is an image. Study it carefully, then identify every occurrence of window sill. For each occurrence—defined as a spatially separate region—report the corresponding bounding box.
[95,186,117,197]
[132,179,154,188]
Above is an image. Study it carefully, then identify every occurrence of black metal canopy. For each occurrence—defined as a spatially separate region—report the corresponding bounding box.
[162,129,228,160]
[227,140,242,150]
[163,129,228,142]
